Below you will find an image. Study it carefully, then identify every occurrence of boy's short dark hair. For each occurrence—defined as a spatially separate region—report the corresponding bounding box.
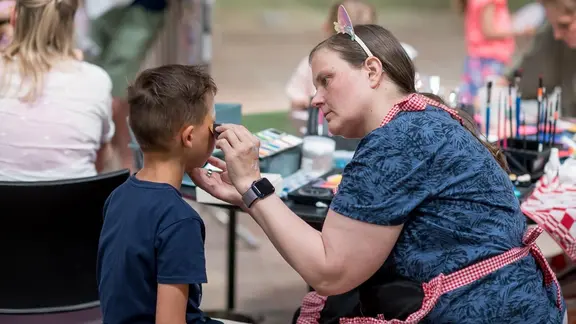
[127,64,217,152]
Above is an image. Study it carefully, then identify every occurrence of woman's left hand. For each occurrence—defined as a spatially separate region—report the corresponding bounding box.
[215,124,261,194]
[188,156,243,206]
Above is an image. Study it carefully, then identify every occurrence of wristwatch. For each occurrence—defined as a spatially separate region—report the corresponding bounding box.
[242,178,275,208]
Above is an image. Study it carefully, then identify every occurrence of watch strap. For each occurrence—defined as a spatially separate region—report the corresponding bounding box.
[242,184,259,208]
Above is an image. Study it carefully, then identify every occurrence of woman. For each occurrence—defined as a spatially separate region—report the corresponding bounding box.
[456,0,533,108]
[505,0,576,118]
[0,0,117,181]
[190,8,565,324]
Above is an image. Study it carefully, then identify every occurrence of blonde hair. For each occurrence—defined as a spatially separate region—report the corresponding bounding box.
[1,0,79,101]
[327,0,377,33]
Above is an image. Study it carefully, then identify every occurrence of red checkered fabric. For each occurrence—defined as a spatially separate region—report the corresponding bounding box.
[296,292,327,324]
[379,93,463,127]
[296,227,562,324]
[521,175,576,261]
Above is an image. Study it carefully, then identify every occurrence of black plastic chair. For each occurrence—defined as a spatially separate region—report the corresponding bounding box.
[0,170,130,314]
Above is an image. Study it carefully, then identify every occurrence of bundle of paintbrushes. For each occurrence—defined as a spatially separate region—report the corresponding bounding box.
[488,73,562,178]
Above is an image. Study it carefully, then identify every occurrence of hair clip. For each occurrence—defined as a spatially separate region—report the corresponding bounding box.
[332,5,373,57]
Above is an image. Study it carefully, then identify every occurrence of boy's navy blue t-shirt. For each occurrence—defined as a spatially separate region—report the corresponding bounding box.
[97,176,213,324]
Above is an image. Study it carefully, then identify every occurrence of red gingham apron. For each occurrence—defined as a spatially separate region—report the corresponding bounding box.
[298,94,563,324]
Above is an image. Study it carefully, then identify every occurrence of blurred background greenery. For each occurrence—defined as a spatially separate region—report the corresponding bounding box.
[216,0,533,12]
[215,0,535,135]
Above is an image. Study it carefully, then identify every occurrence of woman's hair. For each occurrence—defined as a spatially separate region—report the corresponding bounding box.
[1,0,79,101]
[540,0,576,13]
[309,24,508,170]
[454,0,467,14]
[327,0,377,33]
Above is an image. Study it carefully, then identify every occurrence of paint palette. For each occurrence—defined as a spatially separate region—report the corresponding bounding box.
[287,170,343,205]
[254,129,303,158]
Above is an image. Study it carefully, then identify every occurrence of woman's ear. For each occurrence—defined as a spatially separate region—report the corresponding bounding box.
[364,56,383,89]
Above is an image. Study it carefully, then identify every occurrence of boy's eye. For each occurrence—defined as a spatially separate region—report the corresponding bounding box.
[321,77,329,87]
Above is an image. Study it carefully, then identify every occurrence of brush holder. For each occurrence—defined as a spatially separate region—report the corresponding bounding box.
[499,138,551,179]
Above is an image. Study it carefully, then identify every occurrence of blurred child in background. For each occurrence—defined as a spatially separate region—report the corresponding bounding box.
[457,0,534,109]
[285,0,377,134]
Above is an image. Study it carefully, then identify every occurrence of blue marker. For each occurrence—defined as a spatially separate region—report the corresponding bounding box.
[485,81,492,138]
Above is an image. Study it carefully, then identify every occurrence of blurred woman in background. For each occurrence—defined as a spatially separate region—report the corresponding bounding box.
[456,0,534,109]
[0,0,117,181]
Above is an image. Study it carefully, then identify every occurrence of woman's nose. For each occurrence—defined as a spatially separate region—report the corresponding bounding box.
[310,93,324,109]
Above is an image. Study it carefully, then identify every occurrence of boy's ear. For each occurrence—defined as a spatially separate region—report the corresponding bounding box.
[181,125,195,148]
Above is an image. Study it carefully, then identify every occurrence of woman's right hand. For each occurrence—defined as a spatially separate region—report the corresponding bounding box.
[214,124,262,194]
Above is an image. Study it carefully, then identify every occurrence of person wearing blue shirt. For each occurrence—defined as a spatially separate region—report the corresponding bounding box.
[97,64,241,324]
[190,21,567,323]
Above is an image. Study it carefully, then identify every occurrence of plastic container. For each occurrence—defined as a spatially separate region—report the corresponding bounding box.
[333,150,354,169]
[300,136,336,174]
[544,147,561,182]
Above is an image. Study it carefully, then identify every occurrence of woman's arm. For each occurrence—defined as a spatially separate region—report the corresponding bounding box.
[203,124,424,296]
[95,142,120,173]
[248,194,402,296]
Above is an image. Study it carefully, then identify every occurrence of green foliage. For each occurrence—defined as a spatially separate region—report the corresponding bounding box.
[215,0,533,11]
[242,111,298,135]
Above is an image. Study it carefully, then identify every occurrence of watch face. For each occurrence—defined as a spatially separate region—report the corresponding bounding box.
[254,178,275,198]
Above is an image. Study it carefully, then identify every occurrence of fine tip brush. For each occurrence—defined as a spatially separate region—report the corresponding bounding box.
[547,96,554,147]
[497,90,502,147]
[508,83,513,146]
[536,76,543,144]
[514,69,522,138]
[542,90,550,144]
[551,88,561,147]
[486,81,493,138]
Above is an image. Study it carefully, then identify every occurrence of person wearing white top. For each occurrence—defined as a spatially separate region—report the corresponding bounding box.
[0,0,118,181]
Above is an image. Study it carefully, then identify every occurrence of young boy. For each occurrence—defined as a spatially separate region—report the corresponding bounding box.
[97,64,222,324]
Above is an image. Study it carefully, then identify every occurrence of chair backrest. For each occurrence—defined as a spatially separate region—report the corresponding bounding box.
[0,170,130,314]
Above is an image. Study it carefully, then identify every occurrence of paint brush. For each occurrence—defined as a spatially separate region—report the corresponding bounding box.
[536,76,543,144]
[497,90,502,147]
[486,81,492,138]
[508,83,513,143]
[551,88,561,147]
[547,98,554,147]
[514,69,522,138]
[542,91,550,144]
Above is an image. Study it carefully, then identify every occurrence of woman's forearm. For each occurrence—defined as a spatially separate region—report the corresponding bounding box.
[482,28,514,40]
[248,195,341,294]
[96,143,120,173]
